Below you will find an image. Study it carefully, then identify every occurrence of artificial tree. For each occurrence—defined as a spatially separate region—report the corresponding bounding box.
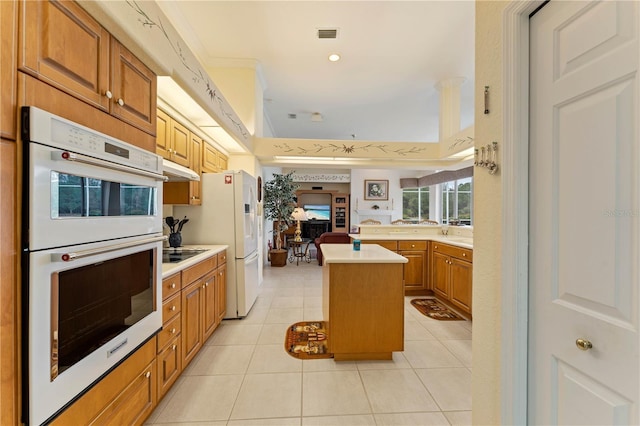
[262,171,299,266]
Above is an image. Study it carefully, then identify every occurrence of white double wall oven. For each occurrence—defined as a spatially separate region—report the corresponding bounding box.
[21,106,165,425]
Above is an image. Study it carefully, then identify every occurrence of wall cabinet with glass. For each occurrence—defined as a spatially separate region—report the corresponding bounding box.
[331,194,350,233]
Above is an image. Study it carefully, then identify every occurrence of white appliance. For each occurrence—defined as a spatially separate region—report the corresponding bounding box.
[21,106,164,425]
[175,171,259,318]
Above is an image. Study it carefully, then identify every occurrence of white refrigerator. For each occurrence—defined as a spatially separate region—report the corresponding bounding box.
[175,170,259,318]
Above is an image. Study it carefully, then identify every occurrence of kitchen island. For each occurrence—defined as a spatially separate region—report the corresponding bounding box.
[320,243,408,361]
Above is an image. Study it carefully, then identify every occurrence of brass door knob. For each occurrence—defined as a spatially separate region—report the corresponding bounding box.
[575,338,593,351]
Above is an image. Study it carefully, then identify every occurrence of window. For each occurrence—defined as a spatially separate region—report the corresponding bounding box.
[402,187,429,222]
[441,177,473,225]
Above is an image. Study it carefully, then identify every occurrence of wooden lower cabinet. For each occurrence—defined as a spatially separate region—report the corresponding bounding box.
[90,358,157,426]
[182,279,205,367]
[216,260,227,323]
[50,338,157,426]
[431,242,473,316]
[363,240,428,295]
[180,251,226,368]
[157,336,181,399]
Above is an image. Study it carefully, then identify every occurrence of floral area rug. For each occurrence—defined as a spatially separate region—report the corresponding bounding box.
[285,321,332,359]
[410,298,465,321]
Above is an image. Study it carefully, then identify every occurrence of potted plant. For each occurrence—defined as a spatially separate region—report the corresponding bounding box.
[263,171,299,266]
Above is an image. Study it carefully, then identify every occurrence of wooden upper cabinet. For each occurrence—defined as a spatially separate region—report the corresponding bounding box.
[110,38,157,135]
[168,119,190,167]
[1,0,18,140]
[202,142,218,173]
[19,0,156,136]
[19,0,110,111]
[156,108,171,160]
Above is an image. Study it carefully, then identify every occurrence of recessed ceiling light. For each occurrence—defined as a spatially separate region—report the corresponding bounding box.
[328,53,341,62]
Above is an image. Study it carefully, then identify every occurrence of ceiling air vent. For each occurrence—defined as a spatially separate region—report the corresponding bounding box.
[288,113,297,119]
[317,28,338,39]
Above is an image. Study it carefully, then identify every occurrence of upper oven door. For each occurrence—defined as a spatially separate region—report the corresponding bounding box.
[22,106,165,251]
[28,140,164,250]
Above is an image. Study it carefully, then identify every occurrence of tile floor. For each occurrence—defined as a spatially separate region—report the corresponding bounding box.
[145,260,472,426]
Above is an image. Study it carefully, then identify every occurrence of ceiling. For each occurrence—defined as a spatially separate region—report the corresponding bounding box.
[155,1,476,170]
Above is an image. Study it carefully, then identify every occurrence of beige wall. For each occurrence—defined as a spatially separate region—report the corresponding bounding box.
[473,1,507,424]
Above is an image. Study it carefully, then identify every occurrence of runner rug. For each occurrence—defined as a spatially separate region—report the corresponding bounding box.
[285,321,333,359]
[410,298,465,321]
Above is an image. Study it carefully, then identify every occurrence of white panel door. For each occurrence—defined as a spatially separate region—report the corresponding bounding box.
[529,1,639,424]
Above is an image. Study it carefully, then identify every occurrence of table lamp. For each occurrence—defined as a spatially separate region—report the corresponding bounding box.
[291,207,308,242]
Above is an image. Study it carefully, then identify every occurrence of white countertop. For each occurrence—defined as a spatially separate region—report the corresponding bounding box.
[162,244,228,278]
[320,243,409,264]
[349,234,473,249]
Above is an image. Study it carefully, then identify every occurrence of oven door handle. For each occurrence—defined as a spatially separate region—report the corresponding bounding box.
[52,235,168,262]
[52,151,169,182]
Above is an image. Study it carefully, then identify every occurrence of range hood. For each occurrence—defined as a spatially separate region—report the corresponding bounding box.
[162,159,200,181]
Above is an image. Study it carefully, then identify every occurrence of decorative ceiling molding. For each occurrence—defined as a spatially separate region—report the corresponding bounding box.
[291,173,351,183]
[83,1,251,149]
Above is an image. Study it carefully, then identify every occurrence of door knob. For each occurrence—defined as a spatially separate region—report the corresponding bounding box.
[575,338,593,351]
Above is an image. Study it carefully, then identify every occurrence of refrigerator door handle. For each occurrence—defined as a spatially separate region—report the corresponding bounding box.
[244,251,259,264]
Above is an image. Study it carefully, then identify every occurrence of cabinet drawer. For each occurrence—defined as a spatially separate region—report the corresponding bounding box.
[162,292,181,323]
[398,240,427,251]
[162,273,182,300]
[182,256,217,287]
[363,240,398,251]
[432,242,473,262]
[217,250,227,265]
[157,313,181,352]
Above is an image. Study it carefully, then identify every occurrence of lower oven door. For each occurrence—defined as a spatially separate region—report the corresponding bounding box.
[26,234,163,426]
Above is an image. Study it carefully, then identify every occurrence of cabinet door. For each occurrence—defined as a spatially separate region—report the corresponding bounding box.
[432,251,450,300]
[157,337,181,400]
[156,109,172,160]
[202,142,219,172]
[169,120,190,167]
[401,250,426,291]
[189,134,203,205]
[217,152,228,171]
[202,271,218,341]
[110,39,156,135]
[449,258,472,314]
[90,360,157,426]
[216,262,227,323]
[181,280,204,367]
[1,0,17,140]
[20,0,110,111]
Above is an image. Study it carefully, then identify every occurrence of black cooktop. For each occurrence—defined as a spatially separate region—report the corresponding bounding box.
[162,248,209,264]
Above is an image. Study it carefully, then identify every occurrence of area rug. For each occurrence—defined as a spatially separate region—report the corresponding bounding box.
[410,298,465,321]
[285,321,333,359]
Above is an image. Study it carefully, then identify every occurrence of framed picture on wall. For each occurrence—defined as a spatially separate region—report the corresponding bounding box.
[364,179,389,200]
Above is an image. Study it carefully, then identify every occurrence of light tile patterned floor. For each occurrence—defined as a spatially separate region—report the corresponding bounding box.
[145,261,472,426]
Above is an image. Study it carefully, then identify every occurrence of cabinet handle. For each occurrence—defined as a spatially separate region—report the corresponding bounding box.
[145,371,151,379]
[462,253,466,257]
[172,344,177,351]
[205,281,210,287]
[411,244,415,248]
[434,245,438,249]
[171,283,176,289]
[171,305,176,311]
[117,98,125,106]
[171,328,176,334]
[104,90,113,99]
[219,272,223,276]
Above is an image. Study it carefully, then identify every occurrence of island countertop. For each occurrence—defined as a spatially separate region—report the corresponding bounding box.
[320,243,408,264]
